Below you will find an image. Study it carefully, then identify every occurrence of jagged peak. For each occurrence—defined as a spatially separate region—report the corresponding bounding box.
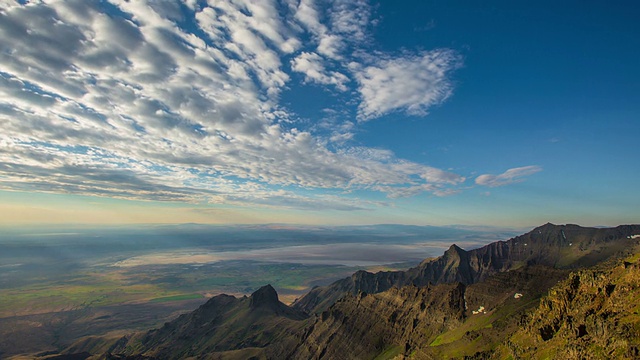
[250,284,279,308]
[535,222,557,230]
[351,269,372,280]
[528,222,565,235]
[445,243,466,256]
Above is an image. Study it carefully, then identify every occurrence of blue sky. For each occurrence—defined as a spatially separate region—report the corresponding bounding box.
[0,0,638,227]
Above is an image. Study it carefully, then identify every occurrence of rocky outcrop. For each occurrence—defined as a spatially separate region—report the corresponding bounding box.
[499,253,640,359]
[282,265,570,360]
[293,224,640,314]
[289,283,467,360]
[249,284,279,309]
[421,266,569,359]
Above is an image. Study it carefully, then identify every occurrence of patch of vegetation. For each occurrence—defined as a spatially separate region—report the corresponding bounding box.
[429,308,495,347]
[374,345,403,360]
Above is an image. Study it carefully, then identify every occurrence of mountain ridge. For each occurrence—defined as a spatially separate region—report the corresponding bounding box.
[104,284,308,359]
[292,223,640,314]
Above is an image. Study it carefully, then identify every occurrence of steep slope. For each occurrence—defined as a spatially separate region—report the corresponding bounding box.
[495,251,640,359]
[289,283,467,360]
[424,265,568,359]
[282,265,567,360]
[293,224,640,314]
[109,285,308,359]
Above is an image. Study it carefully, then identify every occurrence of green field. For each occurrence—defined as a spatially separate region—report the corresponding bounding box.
[150,294,205,303]
[0,259,415,318]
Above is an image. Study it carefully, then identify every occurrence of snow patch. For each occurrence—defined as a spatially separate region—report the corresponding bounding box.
[472,306,486,315]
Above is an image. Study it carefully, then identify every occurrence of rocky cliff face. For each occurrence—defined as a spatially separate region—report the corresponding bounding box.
[421,265,569,359]
[288,253,640,360]
[293,224,640,314]
[289,283,466,360]
[497,253,640,359]
[270,264,570,360]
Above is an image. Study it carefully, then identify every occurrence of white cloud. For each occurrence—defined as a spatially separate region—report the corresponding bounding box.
[293,0,327,36]
[354,50,462,121]
[328,0,372,41]
[290,52,349,90]
[0,0,469,211]
[317,34,344,59]
[421,167,465,185]
[212,190,388,211]
[475,166,542,187]
[372,183,463,198]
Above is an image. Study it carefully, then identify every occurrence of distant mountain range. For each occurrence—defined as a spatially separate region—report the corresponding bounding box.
[38,224,640,359]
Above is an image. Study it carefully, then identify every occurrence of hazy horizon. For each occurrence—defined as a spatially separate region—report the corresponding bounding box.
[0,218,632,233]
[0,223,523,322]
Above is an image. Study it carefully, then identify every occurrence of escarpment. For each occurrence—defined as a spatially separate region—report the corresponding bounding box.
[294,224,640,314]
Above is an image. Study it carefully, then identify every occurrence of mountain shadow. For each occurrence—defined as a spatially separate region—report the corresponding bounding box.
[106,285,308,360]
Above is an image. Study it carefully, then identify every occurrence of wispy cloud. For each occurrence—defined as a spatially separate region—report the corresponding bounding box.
[290,52,349,90]
[0,0,467,211]
[353,50,462,121]
[475,166,542,187]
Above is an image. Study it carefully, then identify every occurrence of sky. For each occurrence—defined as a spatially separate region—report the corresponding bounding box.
[0,0,638,227]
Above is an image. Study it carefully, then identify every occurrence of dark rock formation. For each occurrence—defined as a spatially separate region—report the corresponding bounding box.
[249,284,280,309]
[497,251,640,359]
